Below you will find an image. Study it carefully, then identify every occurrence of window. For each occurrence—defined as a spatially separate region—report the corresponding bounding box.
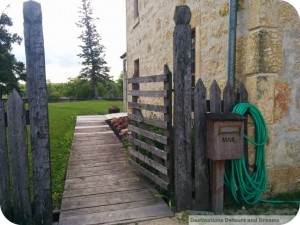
[134,0,139,19]
[191,29,196,87]
[133,59,140,91]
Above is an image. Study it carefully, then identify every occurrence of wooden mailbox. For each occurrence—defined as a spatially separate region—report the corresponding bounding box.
[206,113,245,160]
[206,113,246,215]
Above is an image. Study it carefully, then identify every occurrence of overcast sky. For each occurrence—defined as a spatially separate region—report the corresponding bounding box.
[0,0,126,83]
[1,1,299,83]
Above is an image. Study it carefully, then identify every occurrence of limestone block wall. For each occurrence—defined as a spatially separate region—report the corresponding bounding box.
[126,0,201,109]
[126,0,300,193]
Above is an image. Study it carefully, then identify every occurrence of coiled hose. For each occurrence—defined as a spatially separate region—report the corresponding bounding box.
[224,103,300,205]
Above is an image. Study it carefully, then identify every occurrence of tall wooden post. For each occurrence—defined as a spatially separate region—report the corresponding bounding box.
[23,1,53,224]
[173,5,192,211]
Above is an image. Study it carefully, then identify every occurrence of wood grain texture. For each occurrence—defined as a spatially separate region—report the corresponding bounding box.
[60,203,173,225]
[6,90,32,224]
[194,79,210,210]
[128,102,167,113]
[128,148,168,175]
[127,65,173,193]
[223,81,235,113]
[129,137,167,160]
[60,115,173,224]
[128,113,168,129]
[128,90,168,97]
[164,65,174,189]
[173,5,193,211]
[128,124,168,145]
[210,80,222,113]
[0,100,12,220]
[23,2,53,224]
[129,159,169,190]
[128,74,167,83]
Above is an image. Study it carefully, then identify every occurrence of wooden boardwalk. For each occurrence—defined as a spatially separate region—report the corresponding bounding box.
[59,115,173,225]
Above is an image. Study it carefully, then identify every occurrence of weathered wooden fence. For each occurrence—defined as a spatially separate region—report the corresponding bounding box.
[193,80,248,210]
[127,65,173,191]
[125,4,249,213]
[0,1,52,225]
[0,92,33,224]
[172,5,249,211]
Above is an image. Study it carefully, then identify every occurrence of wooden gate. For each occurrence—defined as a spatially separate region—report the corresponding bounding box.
[127,65,173,191]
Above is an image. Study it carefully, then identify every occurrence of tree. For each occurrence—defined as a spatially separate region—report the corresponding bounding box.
[76,0,111,100]
[0,10,26,96]
[63,77,94,99]
[116,73,123,97]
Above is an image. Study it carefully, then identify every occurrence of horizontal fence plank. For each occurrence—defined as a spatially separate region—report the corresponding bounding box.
[128,148,168,175]
[128,125,168,145]
[128,90,167,98]
[128,74,167,84]
[129,137,167,160]
[128,102,167,113]
[129,159,169,190]
[128,114,168,129]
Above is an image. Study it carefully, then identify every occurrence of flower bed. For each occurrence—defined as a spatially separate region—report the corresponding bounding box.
[106,116,130,140]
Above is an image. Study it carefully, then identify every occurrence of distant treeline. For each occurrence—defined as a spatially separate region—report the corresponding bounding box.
[19,76,123,101]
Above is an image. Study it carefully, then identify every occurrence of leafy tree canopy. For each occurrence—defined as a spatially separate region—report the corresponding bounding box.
[0,9,26,96]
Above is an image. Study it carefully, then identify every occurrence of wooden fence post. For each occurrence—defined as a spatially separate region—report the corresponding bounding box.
[0,100,12,221]
[23,1,53,224]
[194,79,210,210]
[7,90,32,224]
[209,81,222,214]
[173,5,192,211]
[164,65,173,189]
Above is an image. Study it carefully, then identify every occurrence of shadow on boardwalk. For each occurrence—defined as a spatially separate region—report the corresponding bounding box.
[59,115,173,225]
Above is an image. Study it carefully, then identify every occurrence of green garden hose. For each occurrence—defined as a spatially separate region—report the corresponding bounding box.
[224,103,300,205]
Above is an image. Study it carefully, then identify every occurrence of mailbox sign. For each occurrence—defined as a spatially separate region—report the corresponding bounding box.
[206,113,245,160]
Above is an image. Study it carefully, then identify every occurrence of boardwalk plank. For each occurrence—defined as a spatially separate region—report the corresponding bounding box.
[64,177,141,191]
[63,181,152,198]
[60,199,162,217]
[66,161,129,175]
[69,151,124,162]
[64,171,140,186]
[60,115,173,225]
[61,189,157,210]
[59,203,173,225]
[66,159,127,170]
[67,165,134,178]
[71,144,123,152]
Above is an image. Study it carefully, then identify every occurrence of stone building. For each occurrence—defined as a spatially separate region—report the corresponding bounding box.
[125,0,300,193]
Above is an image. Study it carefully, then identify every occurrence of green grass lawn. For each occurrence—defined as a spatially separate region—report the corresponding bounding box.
[48,100,123,209]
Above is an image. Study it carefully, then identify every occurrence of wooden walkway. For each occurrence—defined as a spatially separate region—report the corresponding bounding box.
[59,115,173,225]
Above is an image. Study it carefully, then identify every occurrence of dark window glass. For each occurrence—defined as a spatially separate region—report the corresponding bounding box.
[134,0,139,19]
[133,59,140,91]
